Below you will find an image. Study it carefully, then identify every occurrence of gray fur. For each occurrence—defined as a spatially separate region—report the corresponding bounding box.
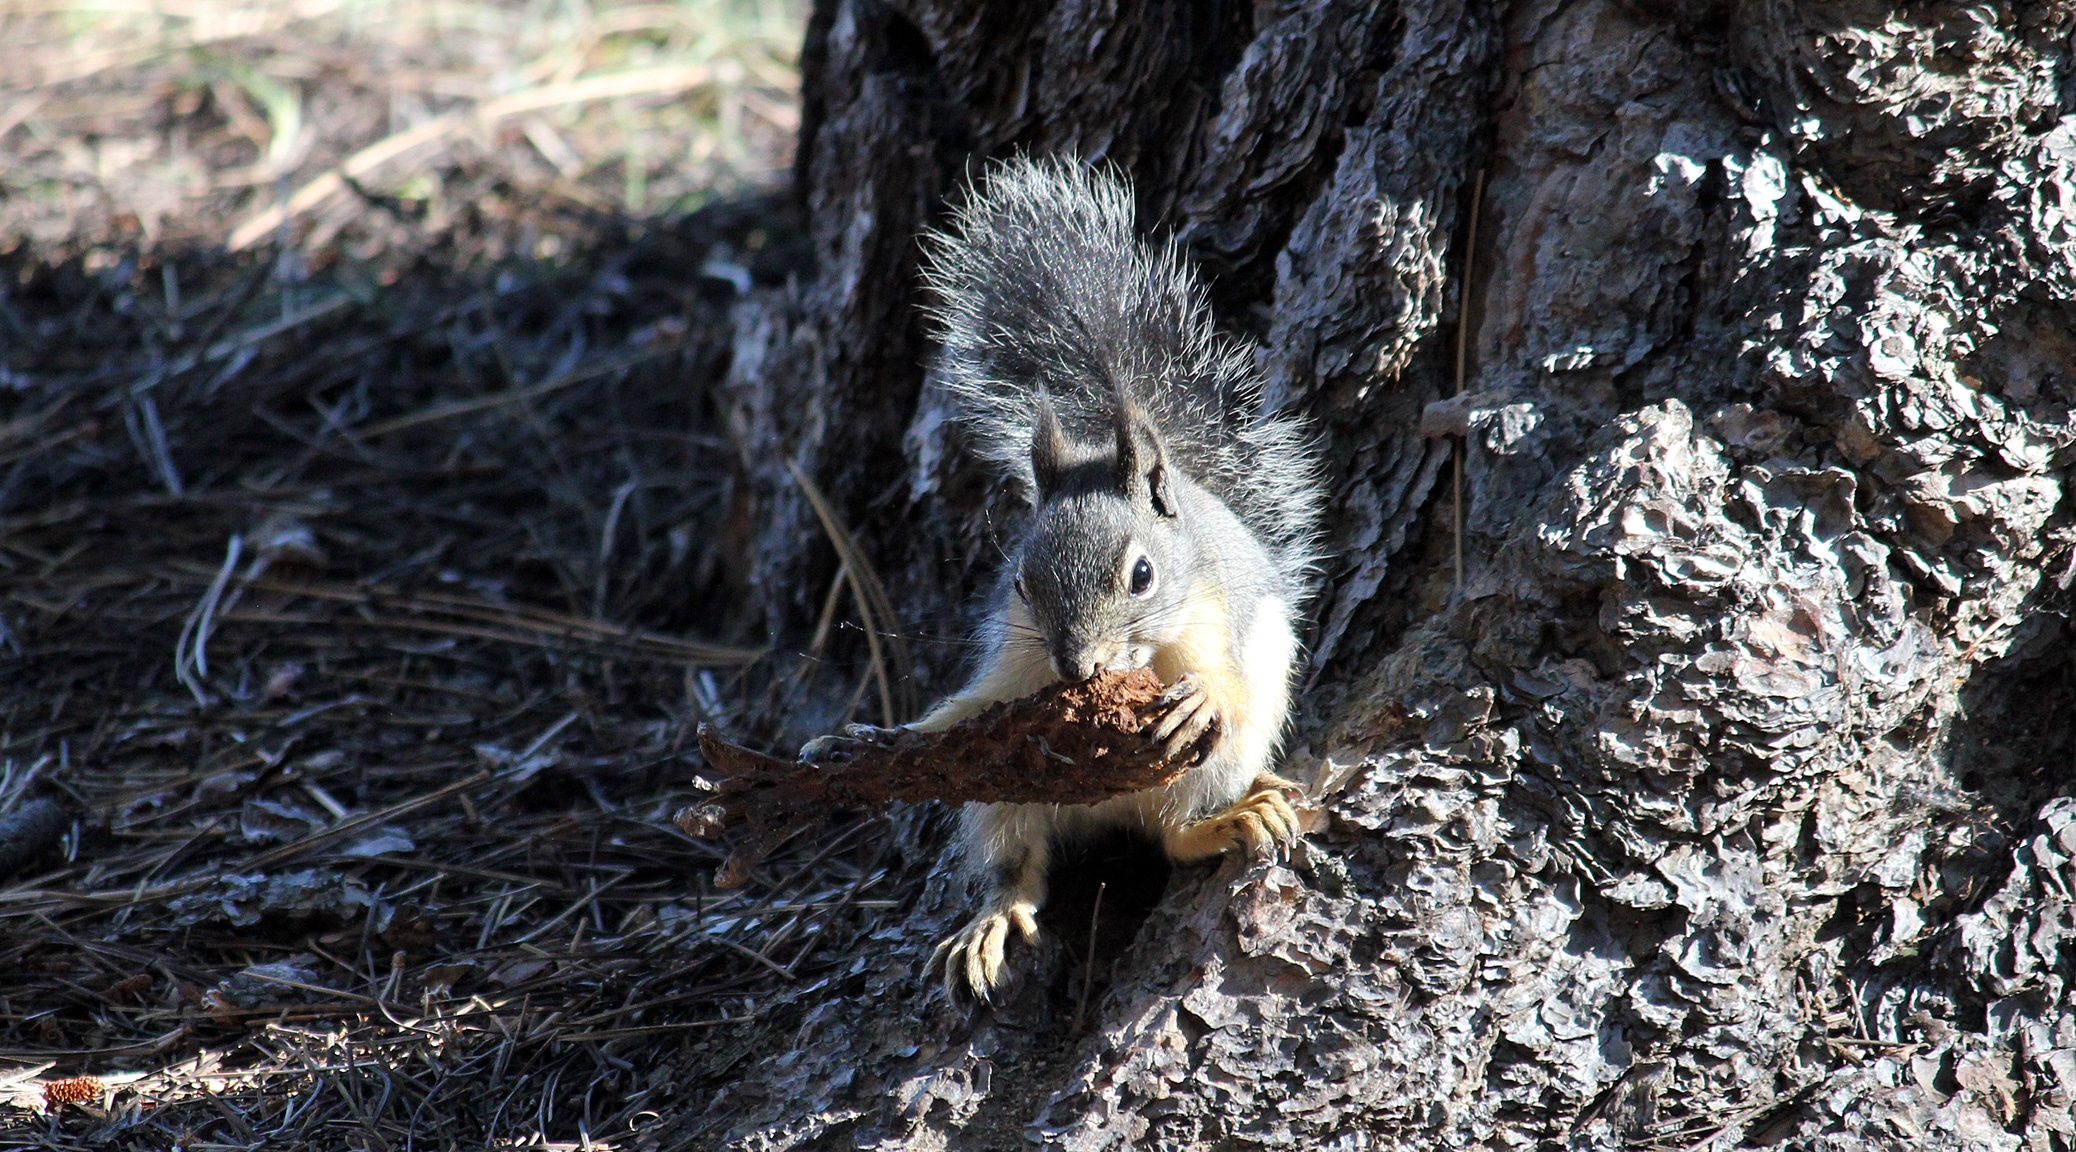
[920,157,1325,607]
[1009,475,1198,681]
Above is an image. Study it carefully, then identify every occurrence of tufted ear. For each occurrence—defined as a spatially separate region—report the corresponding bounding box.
[1113,404,1175,518]
[1031,391,1071,501]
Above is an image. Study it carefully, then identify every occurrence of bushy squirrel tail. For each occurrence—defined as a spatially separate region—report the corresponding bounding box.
[921,156,1323,598]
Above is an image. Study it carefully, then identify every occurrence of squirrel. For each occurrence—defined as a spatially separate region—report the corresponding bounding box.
[810,157,1326,1002]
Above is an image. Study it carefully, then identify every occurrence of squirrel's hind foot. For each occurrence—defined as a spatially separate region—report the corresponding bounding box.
[1163,773,1303,864]
[932,901,1039,1004]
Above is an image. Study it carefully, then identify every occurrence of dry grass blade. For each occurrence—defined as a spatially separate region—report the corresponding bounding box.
[785,459,918,726]
[226,63,725,250]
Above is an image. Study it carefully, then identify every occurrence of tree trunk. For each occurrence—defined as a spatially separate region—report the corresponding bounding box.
[694,0,2076,1147]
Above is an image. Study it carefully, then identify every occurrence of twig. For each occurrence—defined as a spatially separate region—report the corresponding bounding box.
[0,1024,189,1061]
[509,873,629,945]
[238,770,493,872]
[1451,168,1485,594]
[151,566,763,665]
[352,346,676,439]
[173,533,243,705]
[1073,880,1106,1032]
[553,1015,765,1043]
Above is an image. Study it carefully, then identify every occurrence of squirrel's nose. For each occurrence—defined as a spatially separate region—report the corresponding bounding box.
[1050,643,1104,682]
[1053,655,1099,681]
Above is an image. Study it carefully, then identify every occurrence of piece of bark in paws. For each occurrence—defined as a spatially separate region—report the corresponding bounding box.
[678,667,1211,885]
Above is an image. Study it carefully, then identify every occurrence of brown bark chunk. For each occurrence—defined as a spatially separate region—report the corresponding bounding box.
[678,668,1203,885]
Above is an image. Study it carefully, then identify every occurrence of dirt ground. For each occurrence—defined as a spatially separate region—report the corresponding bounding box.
[0,3,913,1147]
[0,0,801,264]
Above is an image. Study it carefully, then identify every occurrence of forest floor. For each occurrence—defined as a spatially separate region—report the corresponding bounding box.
[0,3,909,1148]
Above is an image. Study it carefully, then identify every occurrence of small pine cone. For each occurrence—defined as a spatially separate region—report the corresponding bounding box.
[43,1076,104,1107]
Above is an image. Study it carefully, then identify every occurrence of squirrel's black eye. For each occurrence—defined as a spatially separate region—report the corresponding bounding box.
[1129,556,1154,596]
[1014,576,1029,604]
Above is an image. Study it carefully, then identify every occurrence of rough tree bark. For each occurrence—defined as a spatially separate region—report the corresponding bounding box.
[693,1,2076,1147]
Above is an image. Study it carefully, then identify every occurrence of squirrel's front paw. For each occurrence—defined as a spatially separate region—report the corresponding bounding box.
[798,723,900,763]
[1148,673,1220,763]
[931,903,1038,1004]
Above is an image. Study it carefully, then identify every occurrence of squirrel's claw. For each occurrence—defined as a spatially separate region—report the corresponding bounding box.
[1163,774,1305,863]
[1228,775,1304,860]
[1241,788,1301,859]
[1148,674,1219,761]
[932,903,1038,1005]
[798,722,900,763]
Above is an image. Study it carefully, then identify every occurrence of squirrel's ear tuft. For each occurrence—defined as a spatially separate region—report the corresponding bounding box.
[1031,391,1070,501]
[1114,405,1175,518]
